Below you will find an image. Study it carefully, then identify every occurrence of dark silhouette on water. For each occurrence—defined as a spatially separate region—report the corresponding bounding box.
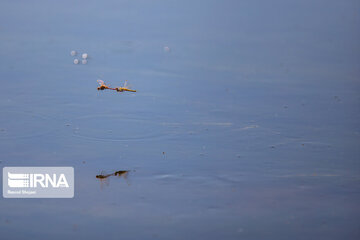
[96,170,129,179]
[96,170,130,188]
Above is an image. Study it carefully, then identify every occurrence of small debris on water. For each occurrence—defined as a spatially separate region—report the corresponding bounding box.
[164,46,171,52]
[71,51,89,64]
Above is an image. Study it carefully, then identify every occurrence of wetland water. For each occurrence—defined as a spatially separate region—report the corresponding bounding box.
[0,0,360,239]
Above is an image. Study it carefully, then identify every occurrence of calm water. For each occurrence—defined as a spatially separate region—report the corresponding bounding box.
[0,0,360,239]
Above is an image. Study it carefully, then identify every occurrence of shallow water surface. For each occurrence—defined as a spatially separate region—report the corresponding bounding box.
[0,0,359,239]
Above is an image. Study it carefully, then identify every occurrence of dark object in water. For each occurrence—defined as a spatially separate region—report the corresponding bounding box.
[114,170,128,176]
[96,170,129,179]
[96,170,131,188]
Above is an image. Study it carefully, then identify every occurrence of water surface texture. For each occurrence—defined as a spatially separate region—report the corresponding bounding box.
[0,0,360,239]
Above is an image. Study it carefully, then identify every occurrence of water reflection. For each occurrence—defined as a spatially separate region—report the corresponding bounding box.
[96,170,130,188]
[96,170,129,179]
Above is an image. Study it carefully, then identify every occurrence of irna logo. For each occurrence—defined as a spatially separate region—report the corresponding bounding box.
[3,167,74,198]
[8,172,69,188]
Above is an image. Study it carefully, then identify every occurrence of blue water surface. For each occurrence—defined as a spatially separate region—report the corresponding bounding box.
[0,0,359,239]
